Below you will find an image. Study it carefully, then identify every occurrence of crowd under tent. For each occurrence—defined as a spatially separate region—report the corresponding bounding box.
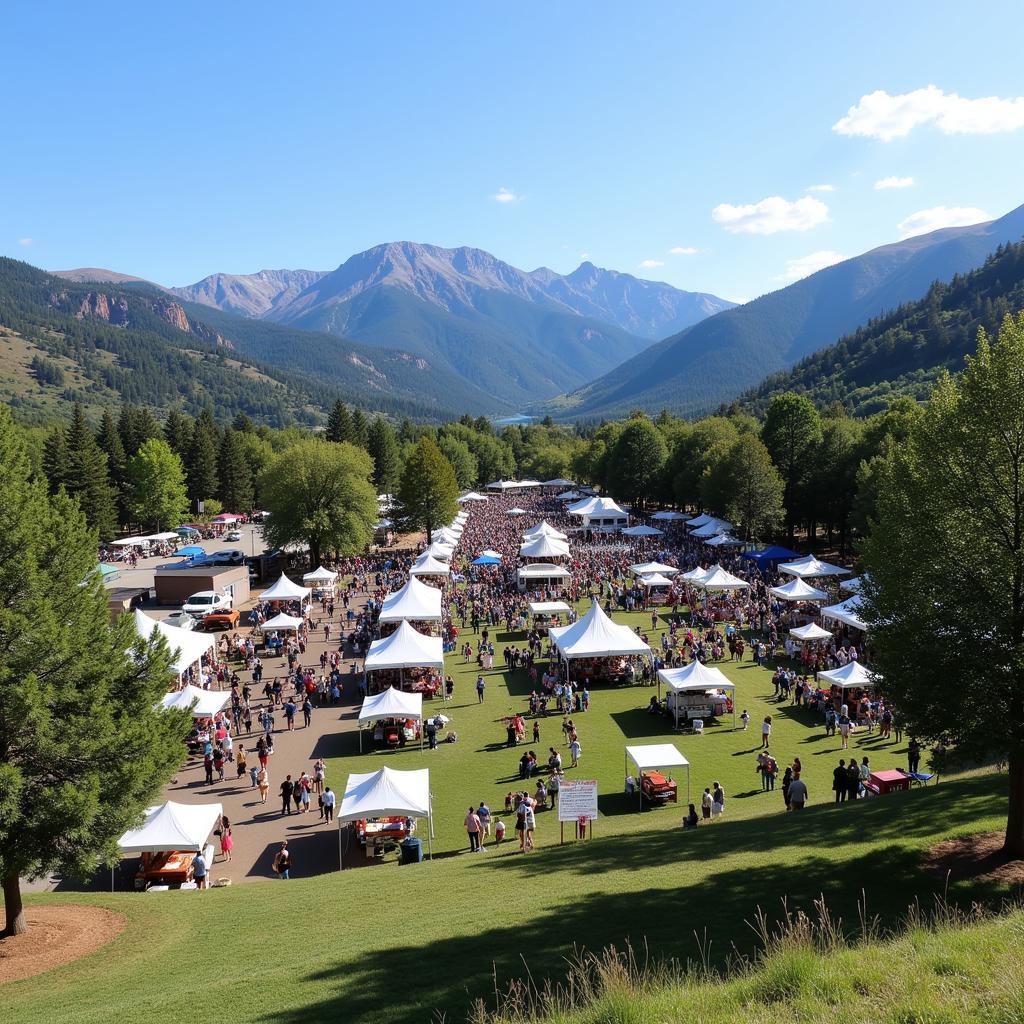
[523,520,568,541]
[770,578,829,603]
[357,685,425,752]
[821,595,868,631]
[625,743,691,809]
[630,561,679,577]
[520,535,571,560]
[378,575,443,625]
[697,565,750,592]
[778,555,851,579]
[789,622,833,643]
[337,766,433,864]
[738,545,801,571]
[517,562,572,594]
[651,510,687,522]
[680,566,710,584]
[257,612,305,633]
[364,621,445,697]
[528,600,571,618]
[458,491,489,502]
[549,599,652,665]
[657,661,736,728]
[818,659,878,690]
[160,683,229,718]
[133,609,216,677]
[261,573,312,605]
[638,572,674,587]
[409,553,451,578]
[622,524,664,537]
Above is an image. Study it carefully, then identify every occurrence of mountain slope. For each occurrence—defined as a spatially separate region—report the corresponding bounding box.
[552,203,1024,419]
[171,268,328,317]
[739,239,1024,416]
[54,267,165,288]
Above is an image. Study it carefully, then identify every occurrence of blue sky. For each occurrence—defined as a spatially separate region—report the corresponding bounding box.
[2,1,1022,301]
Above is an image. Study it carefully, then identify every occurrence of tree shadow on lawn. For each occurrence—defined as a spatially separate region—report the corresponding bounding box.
[262,781,1011,1024]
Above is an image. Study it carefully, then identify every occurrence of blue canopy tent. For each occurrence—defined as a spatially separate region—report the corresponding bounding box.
[176,526,201,538]
[471,555,502,566]
[177,545,207,557]
[739,545,800,571]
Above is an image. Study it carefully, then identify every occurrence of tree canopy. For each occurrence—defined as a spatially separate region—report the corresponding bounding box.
[128,438,189,531]
[395,436,460,542]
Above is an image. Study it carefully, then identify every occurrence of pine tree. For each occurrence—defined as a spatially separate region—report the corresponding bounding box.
[366,417,402,493]
[128,439,189,530]
[350,408,369,449]
[325,400,353,444]
[66,405,119,541]
[163,407,193,461]
[0,406,187,935]
[96,409,129,524]
[218,428,255,512]
[231,411,254,434]
[117,404,160,459]
[187,409,220,504]
[41,424,70,496]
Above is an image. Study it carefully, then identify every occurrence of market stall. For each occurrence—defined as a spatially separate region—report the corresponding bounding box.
[821,595,868,632]
[409,552,452,578]
[696,565,750,592]
[778,554,851,579]
[771,578,829,603]
[625,743,690,810]
[818,659,878,691]
[363,619,445,696]
[657,661,736,728]
[378,576,444,632]
[638,573,674,605]
[302,565,339,598]
[117,800,223,890]
[517,562,572,596]
[528,600,572,625]
[549,599,652,686]
[257,612,304,654]
[357,685,425,751]
[337,766,433,865]
[133,609,216,678]
[630,561,680,578]
[523,520,568,541]
[519,534,571,560]
[622,524,664,538]
[160,683,229,718]
[260,573,313,608]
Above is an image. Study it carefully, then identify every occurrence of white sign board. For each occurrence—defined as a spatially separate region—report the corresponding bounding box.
[557,779,598,822]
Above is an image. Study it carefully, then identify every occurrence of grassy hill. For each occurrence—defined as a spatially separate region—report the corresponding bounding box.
[740,240,1024,417]
[3,774,1012,1024]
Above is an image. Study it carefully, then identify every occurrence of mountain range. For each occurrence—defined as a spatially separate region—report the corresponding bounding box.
[550,202,1024,420]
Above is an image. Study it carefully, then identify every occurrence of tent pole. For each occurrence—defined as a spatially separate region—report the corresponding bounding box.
[338,821,343,871]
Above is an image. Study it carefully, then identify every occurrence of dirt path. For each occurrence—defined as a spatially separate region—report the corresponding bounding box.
[0,907,125,984]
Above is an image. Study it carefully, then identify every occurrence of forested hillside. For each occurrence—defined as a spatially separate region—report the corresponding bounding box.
[740,240,1024,416]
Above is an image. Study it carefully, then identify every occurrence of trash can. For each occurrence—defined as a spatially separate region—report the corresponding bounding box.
[399,837,423,864]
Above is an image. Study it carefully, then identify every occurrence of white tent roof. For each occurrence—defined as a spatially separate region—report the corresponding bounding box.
[480,549,502,558]
[410,553,451,577]
[569,496,629,518]
[358,685,424,723]
[679,566,710,583]
[337,766,431,821]
[529,601,571,615]
[651,510,687,521]
[303,565,338,583]
[434,527,462,545]
[160,684,229,718]
[771,578,829,602]
[705,533,742,548]
[518,563,572,580]
[111,536,150,547]
[133,609,216,676]
[522,520,568,541]
[458,491,489,502]
[658,660,735,693]
[378,576,444,623]
[258,612,305,632]
[841,575,868,594]
[148,531,181,542]
[118,801,223,854]
[639,573,673,587]
[543,478,576,487]
[454,511,469,522]
[821,595,868,631]
[261,573,312,602]
[364,620,444,671]
[630,561,680,577]
[622,524,664,537]
[686,513,714,527]
[789,622,833,642]
[819,659,878,689]
[422,542,455,561]
[506,507,528,516]
[520,535,571,559]
[690,519,732,538]
[626,743,689,771]
[698,565,750,591]
[557,490,581,500]
[549,601,651,659]
[778,555,851,579]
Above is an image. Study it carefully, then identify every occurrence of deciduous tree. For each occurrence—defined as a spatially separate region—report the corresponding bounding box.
[394,437,459,543]
[128,438,189,531]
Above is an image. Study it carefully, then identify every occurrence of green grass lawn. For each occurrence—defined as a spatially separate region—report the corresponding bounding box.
[5,774,1013,1024]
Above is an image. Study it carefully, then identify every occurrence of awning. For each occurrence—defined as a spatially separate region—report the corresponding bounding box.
[789,622,833,642]
[118,801,223,855]
[821,595,868,631]
[160,684,228,718]
[622,525,664,537]
[378,576,443,623]
[650,510,687,521]
[528,601,571,615]
[697,565,750,591]
[549,600,651,659]
[771,578,829,603]
[303,566,339,584]
[819,660,878,689]
[364,620,444,672]
[630,562,679,577]
[779,555,851,579]
[133,609,216,676]
[258,612,304,632]
[638,573,673,587]
[409,553,451,577]
[261,574,312,602]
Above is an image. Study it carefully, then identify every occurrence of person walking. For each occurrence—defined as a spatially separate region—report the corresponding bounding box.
[257,766,269,804]
[477,801,491,838]
[833,760,847,803]
[569,737,581,768]
[524,799,537,851]
[220,824,234,863]
[321,786,336,823]
[476,676,485,703]
[280,774,294,815]
[464,806,482,852]
[273,841,291,879]
[711,781,725,819]
[782,765,793,809]
[235,744,247,780]
[761,715,773,749]
[192,849,208,890]
[788,773,808,810]
[302,696,313,728]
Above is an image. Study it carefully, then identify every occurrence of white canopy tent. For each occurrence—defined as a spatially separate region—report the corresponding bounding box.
[160,684,229,718]
[557,490,581,501]
[686,513,715,527]
[338,766,433,863]
[651,510,687,522]
[543,478,576,488]
[789,622,833,642]
[841,575,868,594]
[258,612,305,633]
[110,536,151,547]
[549,600,652,663]
[133,609,216,677]
[364,620,445,673]
[821,595,868,631]
[778,555,851,579]
[409,553,452,577]
[421,542,455,562]
[697,565,750,592]
[506,507,528,516]
[658,661,736,728]
[819,659,878,690]
[770,578,829,603]
[705,533,742,548]
[528,600,572,617]
[522,520,568,541]
[119,801,223,854]
[480,549,502,559]
[622,524,664,537]
[679,566,710,584]
[630,561,680,577]
[357,685,425,752]
[378,576,444,624]
[520,535,571,560]
[146,531,181,542]
[261,573,313,604]
[690,519,732,539]
[518,563,572,587]
[434,527,462,546]
[625,743,691,808]
[458,491,489,502]
[303,566,338,587]
[638,573,674,587]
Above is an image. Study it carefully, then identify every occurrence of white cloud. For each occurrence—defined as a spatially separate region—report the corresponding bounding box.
[897,205,990,239]
[712,195,829,235]
[638,259,664,269]
[805,184,835,193]
[669,246,698,255]
[875,176,915,190]
[17,237,32,247]
[834,85,1024,142]
[492,186,519,203]
[579,252,590,260]
[777,250,846,282]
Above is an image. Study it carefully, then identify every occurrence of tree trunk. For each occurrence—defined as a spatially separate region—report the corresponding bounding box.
[1005,748,1024,858]
[2,872,26,936]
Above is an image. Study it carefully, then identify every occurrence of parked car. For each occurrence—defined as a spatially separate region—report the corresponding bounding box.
[207,549,245,566]
[226,530,242,542]
[164,610,198,631]
[203,608,240,631]
[181,591,232,617]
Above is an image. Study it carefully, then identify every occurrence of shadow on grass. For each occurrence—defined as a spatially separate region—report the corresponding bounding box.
[261,775,1010,1024]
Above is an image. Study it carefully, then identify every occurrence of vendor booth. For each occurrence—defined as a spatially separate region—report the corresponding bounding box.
[517,562,571,596]
[821,595,868,632]
[528,600,572,624]
[303,565,338,597]
[523,521,568,541]
[778,555,851,579]
[257,612,304,654]
[657,661,736,728]
[739,545,800,572]
[625,743,690,809]
[357,685,425,751]
[680,566,710,584]
[650,510,687,522]
[363,620,445,696]
[409,552,451,578]
[622,524,664,538]
[568,496,630,532]
[338,766,433,865]
[686,513,715,527]
[697,565,750,591]
[549,600,652,686]
[133,609,216,678]
[771,578,829,603]
[638,573,674,604]
[458,491,489,502]
[118,800,222,890]
[378,576,443,631]
[630,561,679,577]
[690,519,732,539]
[819,659,877,690]
[260,573,313,607]
[160,683,229,718]
[789,622,832,642]
[520,534,571,560]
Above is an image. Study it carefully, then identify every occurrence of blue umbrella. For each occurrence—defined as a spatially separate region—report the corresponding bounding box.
[178,545,206,557]
[471,555,502,566]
